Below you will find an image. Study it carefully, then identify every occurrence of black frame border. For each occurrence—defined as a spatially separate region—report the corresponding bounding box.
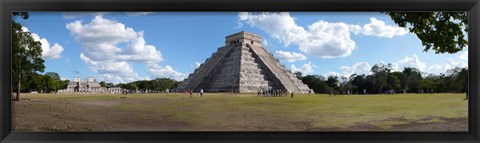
[1,0,479,143]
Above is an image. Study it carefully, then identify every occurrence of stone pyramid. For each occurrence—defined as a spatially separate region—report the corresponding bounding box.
[177,31,312,93]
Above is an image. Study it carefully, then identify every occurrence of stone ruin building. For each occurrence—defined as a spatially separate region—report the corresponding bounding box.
[176,31,312,93]
[61,77,122,93]
[64,77,104,93]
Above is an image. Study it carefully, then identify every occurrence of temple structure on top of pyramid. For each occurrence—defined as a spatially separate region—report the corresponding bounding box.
[176,31,312,93]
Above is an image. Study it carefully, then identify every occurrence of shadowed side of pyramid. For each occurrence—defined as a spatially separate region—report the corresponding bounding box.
[177,31,312,94]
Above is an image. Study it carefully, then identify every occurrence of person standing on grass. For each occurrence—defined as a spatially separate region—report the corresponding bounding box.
[200,88,204,97]
[188,89,193,98]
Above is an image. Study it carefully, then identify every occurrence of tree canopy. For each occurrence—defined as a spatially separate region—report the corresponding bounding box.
[12,12,45,100]
[385,12,468,54]
[295,63,467,95]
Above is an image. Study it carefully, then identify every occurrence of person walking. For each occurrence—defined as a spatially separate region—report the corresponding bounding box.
[200,88,204,97]
[188,89,193,98]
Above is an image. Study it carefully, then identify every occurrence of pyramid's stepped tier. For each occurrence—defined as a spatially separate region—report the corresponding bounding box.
[285,70,311,93]
[177,46,233,92]
[202,45,242,92]
[247,44,310,93]
[239,46,274,92]
[286,69,312,93]
[177,31,312,93]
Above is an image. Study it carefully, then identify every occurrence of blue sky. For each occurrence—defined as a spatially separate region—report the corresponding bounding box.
[15,12,468,84]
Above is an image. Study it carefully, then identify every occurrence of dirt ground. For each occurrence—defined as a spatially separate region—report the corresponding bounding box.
[12,94,468,132]
[13,98,191,131]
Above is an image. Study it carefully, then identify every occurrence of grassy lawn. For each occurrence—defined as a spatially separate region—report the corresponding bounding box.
[12,93,468,131]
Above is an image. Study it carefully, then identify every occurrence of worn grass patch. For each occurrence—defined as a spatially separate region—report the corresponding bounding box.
[13,93,468,131]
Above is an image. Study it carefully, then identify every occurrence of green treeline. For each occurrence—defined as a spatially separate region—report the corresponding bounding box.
[115,78,179,91]
[13,72,180,93]
[296,63,468,94]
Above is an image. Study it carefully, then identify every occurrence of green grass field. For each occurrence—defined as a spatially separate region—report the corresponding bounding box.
[12,93,468,131]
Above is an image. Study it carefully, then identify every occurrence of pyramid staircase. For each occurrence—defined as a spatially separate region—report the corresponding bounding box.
[177,31,312,93]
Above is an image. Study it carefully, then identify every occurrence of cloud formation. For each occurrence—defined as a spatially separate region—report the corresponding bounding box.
[459,51,468,60]
[63,12,154,19]
[429,59,467,74]
[339,62,372,77]
[195,62,201,68]
[239,12,355,59]
[274,50,307,63]
[291,62,315,74]
[125,12,156,16]
[66,15,185,83]
[22,27,64,59]
[238,12,408,59]
[392,54,426,72]
[350,17,408,38]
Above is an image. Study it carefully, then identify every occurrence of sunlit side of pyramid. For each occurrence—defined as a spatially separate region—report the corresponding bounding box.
[177,31,312,93]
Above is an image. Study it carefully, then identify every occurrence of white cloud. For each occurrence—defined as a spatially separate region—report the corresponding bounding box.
[66,15,185,83]
[195,62,201,68]
[62,12,109,19]
[428,59,467,75]
[234,22,243,29]
[239,12,354,59]
[22,26,64,59]
[302,62,315,74]
[339,62,371,77]
[290,64,300,72]
[290,62,315,74]
[460,51,468,60]
[324,72,342,78]
[146,63,187,81]
[238,12,407,59]
[392,54,426,72]
[350,17,408,38]
[125,12,156,16]
[60,77,70,81]
[262,39,269,46]
[274,50,307,63]
[63,12,153,19]
[428,65,443,74]
[443,58,467,71]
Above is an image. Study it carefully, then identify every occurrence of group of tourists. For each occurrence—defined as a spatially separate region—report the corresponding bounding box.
[230,89,240,95]
[186,88,204,98]
[257,88,289,97]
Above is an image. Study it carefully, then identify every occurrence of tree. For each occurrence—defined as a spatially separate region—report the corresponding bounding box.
[401,67,423,93]
[105,83,114,88]
[422,75,437,93]
[338,76,353,94]
[447,67,468,93]
[45,72,60,81]
[370,63,392,93]
[386,12,468,54]
[99,81,106,87]
[12,12,45,101]
[150,78,177,91]
[301,75,331,94]
[386,73,400,92]
[134,80,152,91]
[61,80,70,89]
[294,71,303,79]
[120,83,138,91]
[351,74,367,94]
[456,68,468,99]
[326,76,339,92]
[45,72,62,92]
[26,73,42,92]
